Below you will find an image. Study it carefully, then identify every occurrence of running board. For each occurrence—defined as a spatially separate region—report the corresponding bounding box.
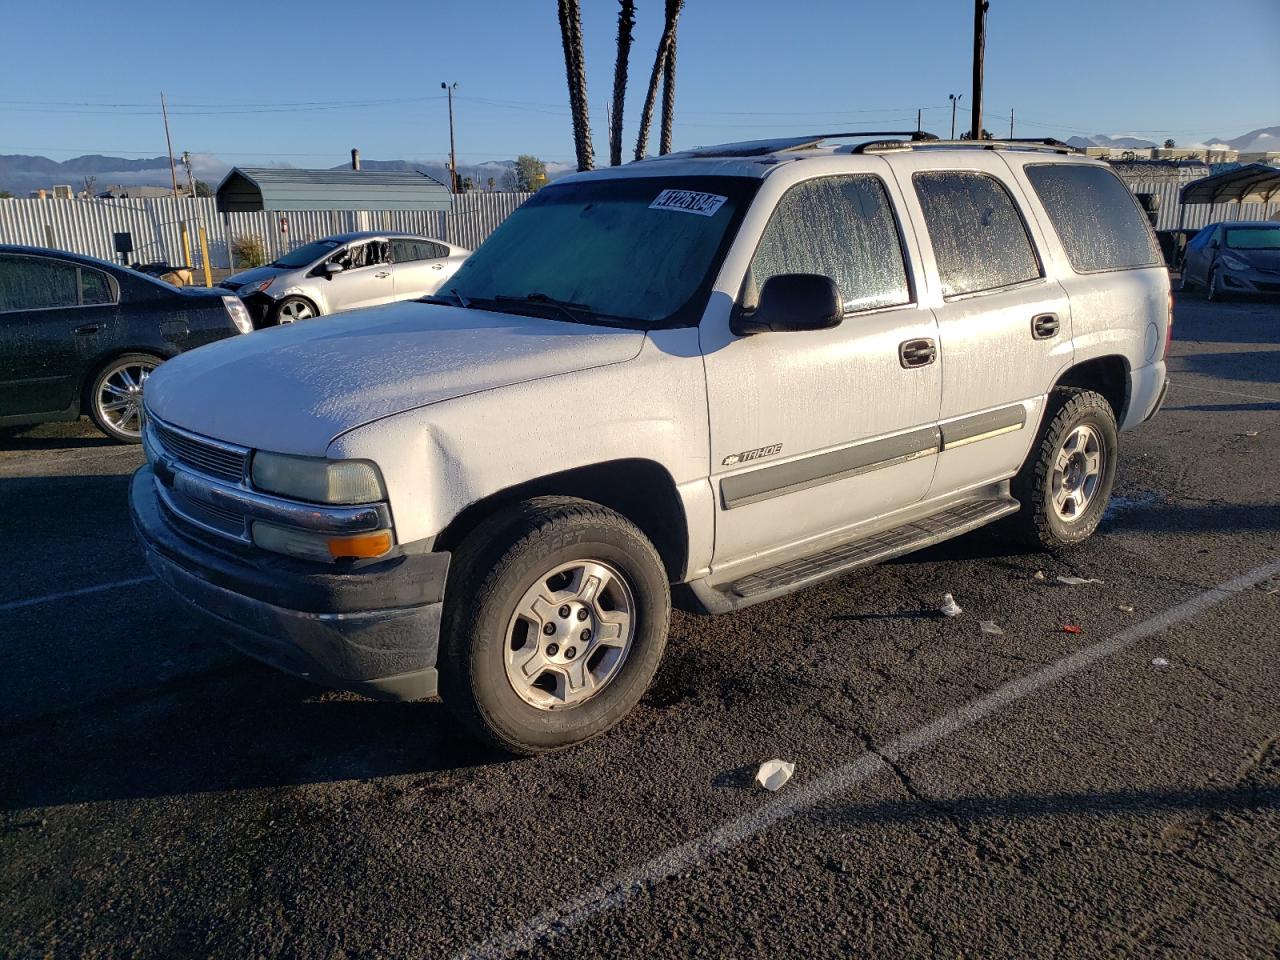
[686,496,1020,614]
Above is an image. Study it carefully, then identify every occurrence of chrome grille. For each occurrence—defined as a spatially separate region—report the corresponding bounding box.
[151,418,248,484]
[162,488,248,540]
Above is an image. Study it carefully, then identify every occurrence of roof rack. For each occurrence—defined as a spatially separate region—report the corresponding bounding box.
[661,130,940,160]
[855,137,1081,155]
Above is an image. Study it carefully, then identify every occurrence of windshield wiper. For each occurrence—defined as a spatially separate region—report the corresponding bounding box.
[495,292,594,325]
[420,288,472,308]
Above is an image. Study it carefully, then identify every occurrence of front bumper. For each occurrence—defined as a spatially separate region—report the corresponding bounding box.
[1219,268,1280,297]
[130,464,448,700]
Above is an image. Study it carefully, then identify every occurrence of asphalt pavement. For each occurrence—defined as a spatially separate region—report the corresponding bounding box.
[2,292,1278,959]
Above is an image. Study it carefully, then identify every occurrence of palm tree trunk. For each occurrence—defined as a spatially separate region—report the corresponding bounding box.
[658,0,683,155]
[557,0,594,171]
[634,37,670,159]
[610,0,636,166]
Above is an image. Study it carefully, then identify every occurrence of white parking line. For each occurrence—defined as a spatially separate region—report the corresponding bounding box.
[0,575,156,613]
[454,557,1280,960]
[1171,381,1280,403]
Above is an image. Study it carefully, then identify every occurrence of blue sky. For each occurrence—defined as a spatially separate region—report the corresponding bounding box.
[3,0,1277,166]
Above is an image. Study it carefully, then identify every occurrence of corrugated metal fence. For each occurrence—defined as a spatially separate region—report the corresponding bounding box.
[0,193,532,269]
[2,183,1275,268]
[1126,180,1280,231]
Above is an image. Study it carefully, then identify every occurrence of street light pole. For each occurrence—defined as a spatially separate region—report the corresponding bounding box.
[949,94,962,139]
[971,0,989,141]
[441,82,459,193]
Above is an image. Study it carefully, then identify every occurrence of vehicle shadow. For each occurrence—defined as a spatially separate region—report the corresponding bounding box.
[1173,350,1280,385]
[1,663,508,811]
[0,422,121,451]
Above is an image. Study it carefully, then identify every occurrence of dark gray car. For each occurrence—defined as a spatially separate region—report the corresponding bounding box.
[1180,221,1280,300]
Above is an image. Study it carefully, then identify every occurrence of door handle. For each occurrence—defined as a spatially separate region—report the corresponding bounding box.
[899,337,937,369]
[431,263,444,270]
[73,322,104,335]
[1031,313,1060,340]
[375,271,391,278]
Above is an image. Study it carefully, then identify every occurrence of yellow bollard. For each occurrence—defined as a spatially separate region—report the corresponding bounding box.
[197,226,213,287]
[179,222,193,268]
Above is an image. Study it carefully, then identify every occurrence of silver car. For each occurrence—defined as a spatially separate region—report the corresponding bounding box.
[222,231,469,326]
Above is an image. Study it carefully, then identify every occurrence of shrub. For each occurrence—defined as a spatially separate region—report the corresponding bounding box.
[231,233,267,268]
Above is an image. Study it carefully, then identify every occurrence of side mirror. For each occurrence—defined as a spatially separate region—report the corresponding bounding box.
[322,262,345,279]
[731,273,842,336]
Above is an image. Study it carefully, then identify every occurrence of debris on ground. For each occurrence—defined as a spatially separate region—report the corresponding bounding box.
[1062,624,1083,634]
[979,620,1004,636]
[1242,431,1259,438]
[939,593,963,617]
[1033,570,1047,581]
[1056,575,1103,585]
[1116,603,1136,613]
[755,759,796,792]
[1152,657,1170,668]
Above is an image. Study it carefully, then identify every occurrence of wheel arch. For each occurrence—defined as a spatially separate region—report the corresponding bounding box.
[433,459,690,584]
[1052,354,1129,424]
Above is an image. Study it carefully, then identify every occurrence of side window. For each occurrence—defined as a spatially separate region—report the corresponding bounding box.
[427,241,449,259]
[80,266,116,305]
[913,172,1042,298]
[332,242,385,270]
[0,256,79,311]
[747,175,911,313]
[1024,164,1161,273]
[391,239,418,263]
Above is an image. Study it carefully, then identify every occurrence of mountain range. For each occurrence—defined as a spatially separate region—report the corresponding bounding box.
[2,125,1275,195]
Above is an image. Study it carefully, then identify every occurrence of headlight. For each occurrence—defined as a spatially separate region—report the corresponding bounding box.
[241,278,273,296]
[1220,253,1249,272]
[221,295,254,334]
[251,451,386,504]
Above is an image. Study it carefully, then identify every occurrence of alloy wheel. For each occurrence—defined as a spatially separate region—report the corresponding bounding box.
[503,558,636,710]
[1050,424,1104,521]
[95,359,156,439]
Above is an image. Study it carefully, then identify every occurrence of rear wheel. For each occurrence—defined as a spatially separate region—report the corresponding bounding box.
[1008,388,1119,550]
[273,297,316,324]
[439,497,670,755]
[87,353,161,443]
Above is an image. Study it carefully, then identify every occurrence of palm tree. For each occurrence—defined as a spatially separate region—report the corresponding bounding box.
[634,0,684,160]
[658,0,683,155]
[609,0,636,166]
[557,0,594,170]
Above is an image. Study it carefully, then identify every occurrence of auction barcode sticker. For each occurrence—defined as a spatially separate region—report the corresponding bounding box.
[649,189,728,216]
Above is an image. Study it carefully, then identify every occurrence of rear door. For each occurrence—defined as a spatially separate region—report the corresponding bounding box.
[390,238,453,299]
[326,240,394,312]
[0,254,117,419]
[889,154,1073,496]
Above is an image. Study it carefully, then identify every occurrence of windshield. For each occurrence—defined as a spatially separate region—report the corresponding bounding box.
[444,175,758,328]
[271,239,341,268]
[1225,227,1280,250]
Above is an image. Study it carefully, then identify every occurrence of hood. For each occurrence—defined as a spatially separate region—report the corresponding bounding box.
[143,301,645,455]
[223,264,289,289]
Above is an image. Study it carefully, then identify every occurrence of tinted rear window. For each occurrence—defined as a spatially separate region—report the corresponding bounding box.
[1025,164,1161,273]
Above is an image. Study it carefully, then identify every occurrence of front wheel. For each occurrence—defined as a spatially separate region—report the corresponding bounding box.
[1008,388,1119,551]
[1206,268,1227,303]
[87,353,161,443]
[273,297,317,324]
[439,497,671,755]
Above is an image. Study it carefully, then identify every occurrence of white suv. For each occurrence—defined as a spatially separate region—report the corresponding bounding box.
[132,134,1170,754]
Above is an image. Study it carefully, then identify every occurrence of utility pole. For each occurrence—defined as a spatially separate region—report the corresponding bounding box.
[441,81,459,193]
[181,151,196,197]
[160,92,180,199]
[916,108,922,134]
[1009,108,1014,139]
[949,94,962,139]
[971,0,989,141]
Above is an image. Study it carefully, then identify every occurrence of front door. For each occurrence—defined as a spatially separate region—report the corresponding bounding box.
[702,171,942,575]
[889,154,1073,496]
[325,240,394,312]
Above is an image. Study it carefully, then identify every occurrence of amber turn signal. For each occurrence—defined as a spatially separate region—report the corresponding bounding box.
[326,530,393,560]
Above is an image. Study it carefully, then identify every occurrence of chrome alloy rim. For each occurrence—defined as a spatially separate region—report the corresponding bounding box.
[95,359,156,438]
[504,559,636,710]
[1051,424,1104,521]
[277,300,315,323]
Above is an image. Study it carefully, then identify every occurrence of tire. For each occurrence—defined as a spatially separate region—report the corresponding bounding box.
[272,296,317,324]
[86,353,161,443]
[1206,268,1227,303]
[1008,388,1119,551]
[1177,270,1194,292]
[439,496,671,755]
